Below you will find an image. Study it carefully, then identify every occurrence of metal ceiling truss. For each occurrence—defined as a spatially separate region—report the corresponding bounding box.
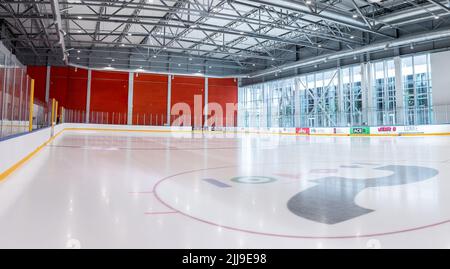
[1,0,450,78]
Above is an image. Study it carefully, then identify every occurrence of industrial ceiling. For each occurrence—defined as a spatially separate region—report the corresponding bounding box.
[2,0,450,82]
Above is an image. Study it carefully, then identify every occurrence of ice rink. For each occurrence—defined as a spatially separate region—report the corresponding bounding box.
[1,130,450,248]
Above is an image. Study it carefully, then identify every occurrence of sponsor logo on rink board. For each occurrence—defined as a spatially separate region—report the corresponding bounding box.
[350,127,370,135]
[310,128,334,134]
[398,125,425,134]
[377,126,397,132]
[333,128,348,134]
[295,127,310,135]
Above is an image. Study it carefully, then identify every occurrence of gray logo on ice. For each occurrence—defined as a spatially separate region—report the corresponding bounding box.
[287,165,438,224]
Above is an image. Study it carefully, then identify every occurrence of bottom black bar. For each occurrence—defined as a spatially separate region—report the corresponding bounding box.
[0,249,446,268]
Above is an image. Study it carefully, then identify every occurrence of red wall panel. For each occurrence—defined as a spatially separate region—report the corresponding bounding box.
[26,66,47,103]
[0,65,4,120]
[48,66,87,112]
[132,73,168,125]
[65,67,88,111]
[90,70,128,124]
[49,66,68,108]
[25,66,237,127]
[208,78,238,127]
[171,76,205,126]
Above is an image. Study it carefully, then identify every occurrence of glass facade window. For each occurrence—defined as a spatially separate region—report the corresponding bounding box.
[401,54,432,125]
[238,84,264,128]
[298,70,338,127]
[266,79,295,128]
[372,59,396,125]
[238,52,441,129]
[341,65,363,126]
[238,79,296,128]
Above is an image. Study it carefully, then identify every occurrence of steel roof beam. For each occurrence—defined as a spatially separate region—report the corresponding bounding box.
[50,0,68,64]
[115,0,146,44]
[62,15,336,50]
[140,0,188,45]
[427,0,450,13]
[235,0,394,38]
[0,2,39,56]
[64,39,294,62]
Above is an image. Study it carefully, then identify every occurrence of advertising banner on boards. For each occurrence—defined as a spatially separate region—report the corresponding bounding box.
[398,125,425,135]
[350,127,370,135]
[371,126,398,135]
[310,128,335,134]
[295,127,310,135]
[333,127,350,135]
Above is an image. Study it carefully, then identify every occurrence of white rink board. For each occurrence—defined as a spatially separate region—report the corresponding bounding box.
[0,124,65,175]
